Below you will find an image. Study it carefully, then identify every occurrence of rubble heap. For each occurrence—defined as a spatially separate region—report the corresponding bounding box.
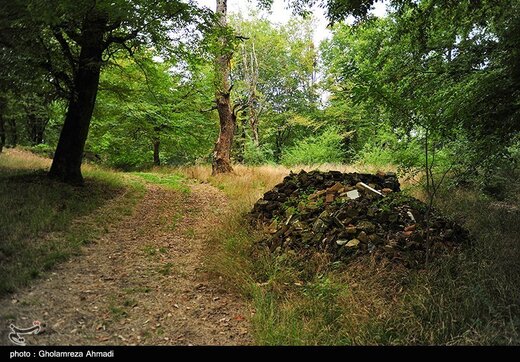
[251,170,470,268]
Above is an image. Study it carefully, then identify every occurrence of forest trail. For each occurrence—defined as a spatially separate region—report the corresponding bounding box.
[0,181,251,346]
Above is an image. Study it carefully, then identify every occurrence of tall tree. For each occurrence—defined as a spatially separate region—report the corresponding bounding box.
[212,0,235,174]
[1,0,204,184]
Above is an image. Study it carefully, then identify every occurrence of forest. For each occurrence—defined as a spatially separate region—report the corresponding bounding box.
[0,0,519,347]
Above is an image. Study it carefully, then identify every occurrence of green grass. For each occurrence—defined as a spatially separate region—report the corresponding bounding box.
[199,166,520,345]
[131,172,190,194]
[0,150,145,295]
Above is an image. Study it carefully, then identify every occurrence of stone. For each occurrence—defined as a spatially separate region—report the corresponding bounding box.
[327,182,344,193]
[368,233,383,245]
[357,220,376,234]
[345,226,357,234]
[325,193,335,203]
[255,200,269,207]
[306,201,319,210]
[389,214,399,223]
[250,170,470,268]
[263,190,278,201]
[345,207,359,218]
[332,217,344,228]
[312,219,326,233]
[404,224,416,232]
[346,190,360,200]
[342,217,353,226]
[318,210,330,220]
[357,182,383,197]
[346,239,360,247]
[265,201,282,212]
[309,189,327,200]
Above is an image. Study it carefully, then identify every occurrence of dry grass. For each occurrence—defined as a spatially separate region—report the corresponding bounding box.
[181,162,520,345]
[0,148,52,172]
[177,163,405,211]
[0,149,145,295]
[5,150,516,344]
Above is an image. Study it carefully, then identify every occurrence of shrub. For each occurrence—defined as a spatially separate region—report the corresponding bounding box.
[281,128,345,166]
[243,140,274,165]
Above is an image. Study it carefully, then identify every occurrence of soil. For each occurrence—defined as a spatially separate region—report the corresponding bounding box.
[0,181,251,346]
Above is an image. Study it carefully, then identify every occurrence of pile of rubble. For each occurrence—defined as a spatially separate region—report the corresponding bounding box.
[251,170,470,268]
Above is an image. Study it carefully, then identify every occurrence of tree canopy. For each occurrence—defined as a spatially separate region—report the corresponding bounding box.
[0,0,517,193]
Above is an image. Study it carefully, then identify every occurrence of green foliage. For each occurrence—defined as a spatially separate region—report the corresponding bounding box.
[22,144,55,158]
[89,52,217,170]
[355,129,425,169]
[229,15,321,162]
[243,140,274,165]
[281,127,346,166]
[321,0,520,193]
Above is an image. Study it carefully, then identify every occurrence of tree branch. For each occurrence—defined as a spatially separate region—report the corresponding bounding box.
[62,28,82,45]
[104,29,139,49]
[52,28,77,74]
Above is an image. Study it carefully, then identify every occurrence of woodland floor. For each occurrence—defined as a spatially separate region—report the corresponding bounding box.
[0,180,251,345]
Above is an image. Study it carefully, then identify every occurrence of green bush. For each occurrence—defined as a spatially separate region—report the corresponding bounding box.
[243,140,274,165]
[23,144,55,158]
[281,128,345,166]
[356,136,426,169]
[102,146,152,171]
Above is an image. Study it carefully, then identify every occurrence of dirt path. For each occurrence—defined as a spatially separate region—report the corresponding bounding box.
[0,181,252,346]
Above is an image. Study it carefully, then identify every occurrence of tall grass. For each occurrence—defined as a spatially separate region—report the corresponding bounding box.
[183,162,520,345]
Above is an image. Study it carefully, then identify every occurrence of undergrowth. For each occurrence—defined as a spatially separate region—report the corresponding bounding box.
[186,163,520,345]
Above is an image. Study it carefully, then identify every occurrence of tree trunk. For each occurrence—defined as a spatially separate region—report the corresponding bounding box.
[249,93,259,146]
[48,12,106,185]
[247,43,260,146]
[212,0,235,175]
[7,118,17,147]
[153,139,161,166]
[0,115,5,153]
[27,115,47,145]
[0,97,5,153]
[237,117,248,163]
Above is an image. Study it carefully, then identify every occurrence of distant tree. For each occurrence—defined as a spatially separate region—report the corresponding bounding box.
[230,15,319,162]
[89,52,216,169]
[0,98,5,153]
